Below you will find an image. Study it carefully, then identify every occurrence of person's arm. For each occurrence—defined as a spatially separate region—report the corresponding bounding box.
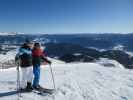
[41,56,51,65]
[15,52,21,66]
[15,53,19,62]
[15,48,24,65]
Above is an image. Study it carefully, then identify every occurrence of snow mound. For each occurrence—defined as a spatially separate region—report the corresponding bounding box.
[0,63,133,100]
[95,58,125,69]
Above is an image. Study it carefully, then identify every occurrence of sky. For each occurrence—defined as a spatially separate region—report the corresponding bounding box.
[0,0,133,34]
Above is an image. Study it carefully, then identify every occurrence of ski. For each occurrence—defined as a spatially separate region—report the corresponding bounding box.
[32,87,55,95]
[32,90,51,96]
[13,87,55,95]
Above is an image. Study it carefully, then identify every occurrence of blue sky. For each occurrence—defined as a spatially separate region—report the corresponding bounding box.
[0,0,133,34]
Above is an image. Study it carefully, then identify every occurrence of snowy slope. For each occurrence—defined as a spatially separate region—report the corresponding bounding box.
[0,62,133,100]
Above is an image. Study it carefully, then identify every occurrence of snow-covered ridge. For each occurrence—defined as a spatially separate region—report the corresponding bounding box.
[0,32,18,36]
[113,44,125,51]
[126,51,133,57]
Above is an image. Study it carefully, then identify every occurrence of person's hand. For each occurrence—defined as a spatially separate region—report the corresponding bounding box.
[15,60,20,65]
[47,60,52,65]
[16,66,19,70]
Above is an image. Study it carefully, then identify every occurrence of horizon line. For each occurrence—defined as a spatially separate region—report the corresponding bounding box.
[1,32,133,35]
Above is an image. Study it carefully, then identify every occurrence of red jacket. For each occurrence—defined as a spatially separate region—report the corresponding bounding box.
[32,48,44,57]
[32,48,48,65]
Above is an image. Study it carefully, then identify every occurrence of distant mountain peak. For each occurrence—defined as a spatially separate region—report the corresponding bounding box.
[0,32,18,36]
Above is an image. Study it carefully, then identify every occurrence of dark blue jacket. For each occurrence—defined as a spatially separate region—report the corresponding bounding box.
[16,45,32,67]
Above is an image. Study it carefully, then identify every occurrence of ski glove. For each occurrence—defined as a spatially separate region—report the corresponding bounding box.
[47,60,52,65]
[15,54,20,66]
[42,56,52,65]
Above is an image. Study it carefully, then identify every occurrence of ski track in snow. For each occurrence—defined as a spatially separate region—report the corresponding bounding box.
[0,63,133,100]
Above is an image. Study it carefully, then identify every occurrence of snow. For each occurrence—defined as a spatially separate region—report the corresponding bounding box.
[0,50,17,63]
[0,62,133,100]
[0,32,17,36]
[126,51,133,57]
[95,58,125,69]
[87,47,106,52]
[48,58,65,64]
[73,53,82,56]
[113,44,125,51]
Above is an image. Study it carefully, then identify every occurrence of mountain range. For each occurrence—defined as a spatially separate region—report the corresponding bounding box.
[1,33,133,69]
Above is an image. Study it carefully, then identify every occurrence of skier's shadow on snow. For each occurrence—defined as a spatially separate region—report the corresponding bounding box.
[0,90,18,97]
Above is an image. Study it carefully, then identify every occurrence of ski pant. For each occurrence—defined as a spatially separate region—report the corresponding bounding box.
[33,64,40,87]
[20,66,33,89]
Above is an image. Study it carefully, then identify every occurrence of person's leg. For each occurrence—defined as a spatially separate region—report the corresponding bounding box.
[33,64,40,87]
[21,67,28,89]
[27,66,33,83]
[26,66,33,90]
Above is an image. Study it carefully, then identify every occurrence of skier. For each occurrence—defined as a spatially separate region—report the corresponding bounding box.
[15,40,33,92]
[32,42,51,90]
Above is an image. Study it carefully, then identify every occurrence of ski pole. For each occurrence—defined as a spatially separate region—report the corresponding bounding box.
[49,64,56,90]
[16,60,21,100]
